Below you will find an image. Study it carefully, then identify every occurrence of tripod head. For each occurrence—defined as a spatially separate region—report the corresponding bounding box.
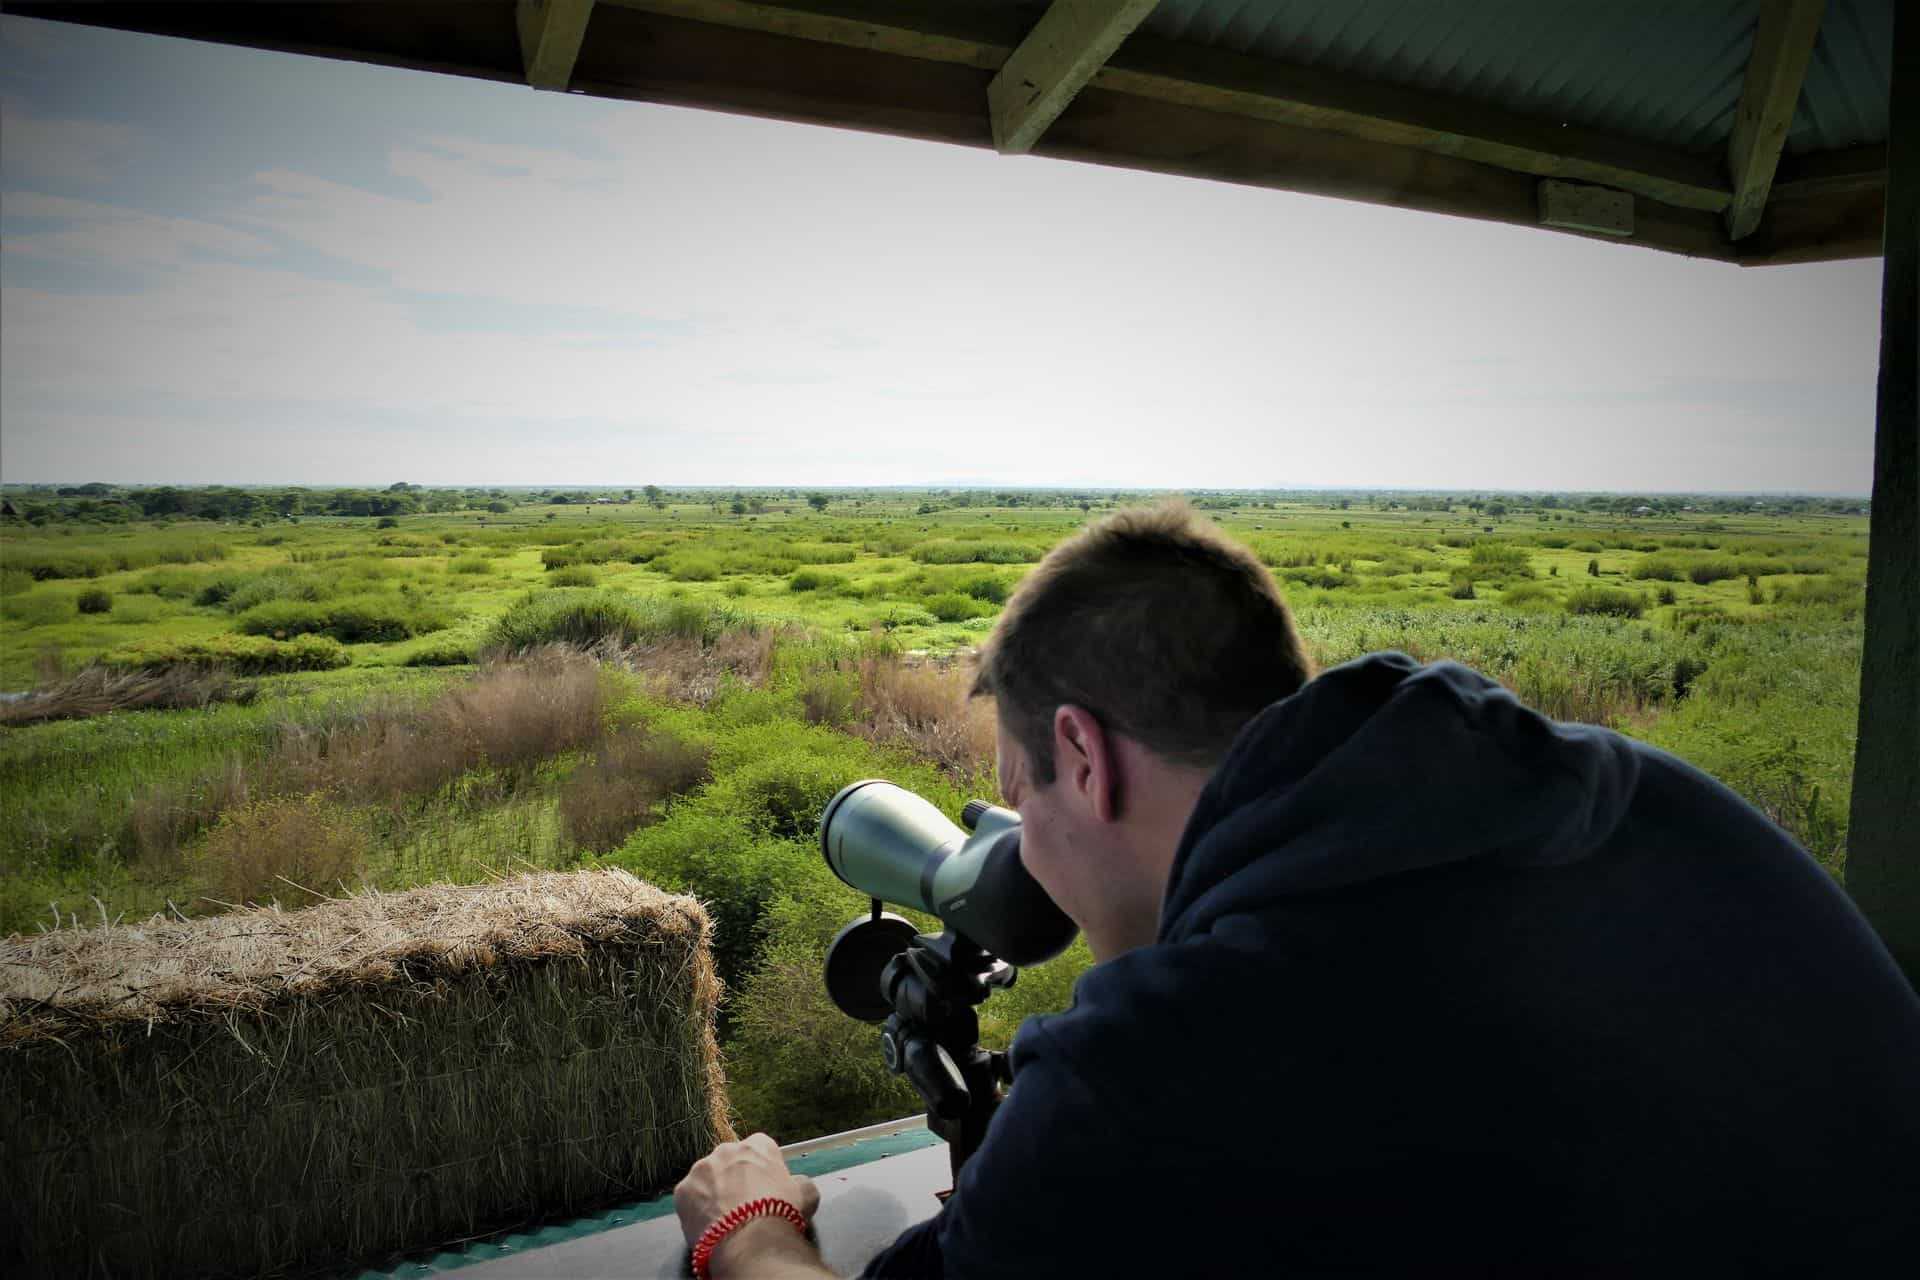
[824,914,1016,1181]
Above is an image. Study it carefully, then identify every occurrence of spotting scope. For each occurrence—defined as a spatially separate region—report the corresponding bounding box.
[819,780,1078,969]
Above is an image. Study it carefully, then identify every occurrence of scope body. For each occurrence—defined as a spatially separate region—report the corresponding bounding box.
[819,780,1077,968]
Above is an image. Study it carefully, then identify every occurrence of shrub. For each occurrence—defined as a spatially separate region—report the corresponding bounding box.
[546,566,600,588]
[1630,556,1686,582]
[0,566,35,596]
[76,588,113,614]
[1497,582,1555,610]
[234,595,445,644]
[222,569,333,613]
[788,569,841,593]
[1466,542,1532,578]
[955,574,1011,604]
[402,638,475,667]
[1448,575,1477,600]
[487,591,755,653]
[449,556,491,574]
[1565,586,1646,619]
[1588,559,1601,577]
[375,516,400,529]
[1771,577,1862,611]
[925,592,991,622]
[194,793,368,907]
[103,634,351,675]
[1657,586,1678,606]
[559,729,713,853]
[725,894,923,1138]
[910,540,1042,565]
[1686,560,1739,585]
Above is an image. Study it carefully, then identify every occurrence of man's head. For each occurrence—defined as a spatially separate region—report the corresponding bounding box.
[970,501,1313,959]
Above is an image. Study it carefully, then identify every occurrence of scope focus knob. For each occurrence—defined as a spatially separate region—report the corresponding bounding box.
[960,799,992,831]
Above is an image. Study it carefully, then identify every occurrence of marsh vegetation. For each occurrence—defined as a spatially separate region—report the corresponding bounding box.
[0,486,1868,1136]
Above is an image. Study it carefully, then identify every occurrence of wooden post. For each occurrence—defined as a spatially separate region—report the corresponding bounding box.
[1846,0,1918,983]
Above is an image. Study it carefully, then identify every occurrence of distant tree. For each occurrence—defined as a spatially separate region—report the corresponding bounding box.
[643,484,664,506]
[807,494,831,512]
[486,500,510,514]
[730,499,748,515]
[1486,502,1508,517]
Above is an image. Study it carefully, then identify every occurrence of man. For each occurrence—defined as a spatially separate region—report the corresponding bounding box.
[676,502,1920,1276]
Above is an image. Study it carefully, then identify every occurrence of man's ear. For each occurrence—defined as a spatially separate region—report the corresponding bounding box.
[1052,704,1118,823]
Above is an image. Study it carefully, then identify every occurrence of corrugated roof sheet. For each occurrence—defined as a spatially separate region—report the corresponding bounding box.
[1791,0,1893,154]
[977,0,1891,159]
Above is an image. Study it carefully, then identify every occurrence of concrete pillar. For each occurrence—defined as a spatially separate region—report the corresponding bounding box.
[1845,0,1919,983]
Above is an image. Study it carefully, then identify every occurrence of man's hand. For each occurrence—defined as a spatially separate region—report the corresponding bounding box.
[674,1133,830,1278]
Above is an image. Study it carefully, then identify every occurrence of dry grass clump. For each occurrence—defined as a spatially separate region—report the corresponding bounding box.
[195,792,371,906]
[0,869,733,1277]
[0,662,256,726]
[600,627,780,704]
[436,647,604,773]
[560,728,714,853]
[853,649,996,781]
[126,759,255,866]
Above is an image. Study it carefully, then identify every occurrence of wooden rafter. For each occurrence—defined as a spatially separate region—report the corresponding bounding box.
[604,0,1734,211]
[988,0,1161,155]
[518,0,596,91]
[1726,0,1827,240]
[2,0,1887,265]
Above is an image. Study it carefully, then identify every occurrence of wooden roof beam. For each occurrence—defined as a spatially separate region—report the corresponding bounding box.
[603,1,1731,212]
[1727,0,1827,240]
[519,0,596,91]
[988,0,1161,155]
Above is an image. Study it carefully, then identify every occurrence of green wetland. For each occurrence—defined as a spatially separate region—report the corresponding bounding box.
[0,487,1869,1137]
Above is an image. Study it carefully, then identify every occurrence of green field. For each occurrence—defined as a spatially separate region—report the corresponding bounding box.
[0,487,1869,1137]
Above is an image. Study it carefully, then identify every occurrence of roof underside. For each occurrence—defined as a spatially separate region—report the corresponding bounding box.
[5,0,1895,266]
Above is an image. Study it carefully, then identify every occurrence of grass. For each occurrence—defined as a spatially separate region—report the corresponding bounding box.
[0,492,1875,1138]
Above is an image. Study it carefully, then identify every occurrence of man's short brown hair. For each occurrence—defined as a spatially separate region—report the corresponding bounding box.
[971,501,1315,783]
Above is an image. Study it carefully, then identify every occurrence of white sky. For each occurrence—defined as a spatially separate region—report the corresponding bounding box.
[0,15,1885,493]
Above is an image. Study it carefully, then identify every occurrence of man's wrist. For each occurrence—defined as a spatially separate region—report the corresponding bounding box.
[708,1213,820,1278]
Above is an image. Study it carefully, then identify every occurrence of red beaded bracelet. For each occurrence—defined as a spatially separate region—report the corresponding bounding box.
[691,1196,809,1279]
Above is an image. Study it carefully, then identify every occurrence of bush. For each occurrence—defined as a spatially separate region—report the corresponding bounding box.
[725,894,923,1139]
[1630,556,1686,582]
[375,516,400,529]
[1466,542,1533,578]
[234,595,445,644]
[0,566,35,596]
[486,589,756,653]
[910,540,1043,565]
[1687,560,1739,585]
[1564,586,1646,619]
[1497,582,1555,610]
[955,574,1011,604]
[76,587,113,614]
[402,638,475,667]
[449,556,491,574]
[559,729,713,854]
[546,566,599,588]
[194,793,368,907]
[788,569,842,593]
[924,592,991,622]
[102,633,351,675]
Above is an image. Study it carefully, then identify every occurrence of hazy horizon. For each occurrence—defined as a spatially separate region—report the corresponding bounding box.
[0,15,1887,494]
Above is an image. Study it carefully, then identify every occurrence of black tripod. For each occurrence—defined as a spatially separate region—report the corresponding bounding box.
[877,931,1015,1186]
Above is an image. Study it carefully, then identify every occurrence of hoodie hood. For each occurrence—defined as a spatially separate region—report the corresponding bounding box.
[1159,651,1642,943]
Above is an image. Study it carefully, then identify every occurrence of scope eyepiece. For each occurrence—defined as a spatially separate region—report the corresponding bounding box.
[817,780,1077,968]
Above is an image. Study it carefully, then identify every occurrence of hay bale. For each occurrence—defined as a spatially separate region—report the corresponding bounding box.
[0,869,734,1277]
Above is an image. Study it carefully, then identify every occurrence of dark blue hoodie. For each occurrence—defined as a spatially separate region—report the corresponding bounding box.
[864,654,1920,1276]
